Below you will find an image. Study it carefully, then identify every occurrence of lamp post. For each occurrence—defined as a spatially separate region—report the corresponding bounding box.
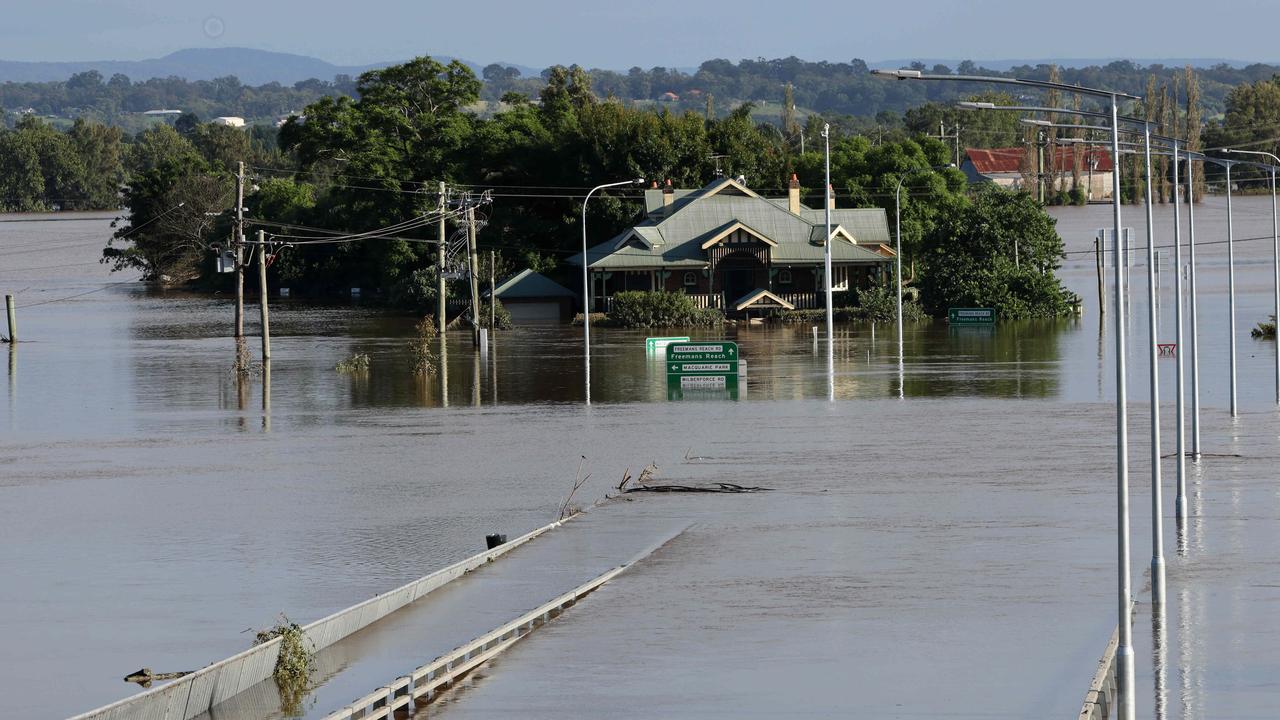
[823,123,834,401]
[1197,155,1243,417]
[1171,140,1188,523]
[1223,148,1280,407]
[885,70,1141,719]
[1187,152,1202,457]
[582,178,644,405]
[1057,124,1173,606]
[894,164,953,398]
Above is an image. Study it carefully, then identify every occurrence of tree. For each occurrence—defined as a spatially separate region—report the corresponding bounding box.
[69,118,124,209]
[105,125,225,280]
[918,185,1074,318]
[0,130,45,212]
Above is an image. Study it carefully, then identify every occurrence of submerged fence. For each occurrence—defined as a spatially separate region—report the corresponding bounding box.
[67,518,571,720]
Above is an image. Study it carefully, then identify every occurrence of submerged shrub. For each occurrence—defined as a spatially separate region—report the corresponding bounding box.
[606,291,724,328]
[254,616,315,716]
[335,352,370,373]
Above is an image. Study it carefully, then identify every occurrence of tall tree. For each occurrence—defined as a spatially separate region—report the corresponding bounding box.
[1185,65,1206,199]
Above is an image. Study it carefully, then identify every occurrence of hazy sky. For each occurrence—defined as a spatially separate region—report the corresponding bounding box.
[4,0,1280,67]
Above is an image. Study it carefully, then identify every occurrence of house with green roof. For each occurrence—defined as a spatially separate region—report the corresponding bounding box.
[570,175,895,313]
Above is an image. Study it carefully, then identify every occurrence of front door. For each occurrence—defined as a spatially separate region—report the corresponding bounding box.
[717,252,762,304]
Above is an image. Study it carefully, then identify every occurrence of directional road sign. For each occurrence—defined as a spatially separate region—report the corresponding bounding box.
[947,308,996,324]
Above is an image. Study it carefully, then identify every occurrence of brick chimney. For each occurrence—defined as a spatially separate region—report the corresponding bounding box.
[788,174,801,214]
[663,179,674,214]
[827,184,836,211]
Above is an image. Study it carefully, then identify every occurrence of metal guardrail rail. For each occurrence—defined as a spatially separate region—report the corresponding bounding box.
[66,518,573,720]
[321,543,665,720]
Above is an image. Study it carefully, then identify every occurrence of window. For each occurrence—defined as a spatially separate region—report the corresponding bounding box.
[683,271,698,286]
[778,269,792,285]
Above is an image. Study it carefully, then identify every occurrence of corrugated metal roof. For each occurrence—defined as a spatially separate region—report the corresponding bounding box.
[492,269,577,299]
[571,178,892,270]
[965,146,1114,174]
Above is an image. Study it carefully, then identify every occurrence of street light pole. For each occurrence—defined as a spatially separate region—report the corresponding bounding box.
[1223,148,1280,406]
[582,178,644,405]
[1108,93,1136,720]
[893,164,951,399]
[1187,153,1202,457]
[888,72,1138,717]
[1227,162,1238,417]
[823,123,834,401]
[1140,121,1166,607]
[1172,140,1188,522]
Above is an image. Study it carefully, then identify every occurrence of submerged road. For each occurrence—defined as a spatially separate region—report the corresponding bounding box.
[196,510,691,720]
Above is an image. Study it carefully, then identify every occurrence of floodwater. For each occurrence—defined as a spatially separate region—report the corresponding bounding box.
[0,198,1276,718]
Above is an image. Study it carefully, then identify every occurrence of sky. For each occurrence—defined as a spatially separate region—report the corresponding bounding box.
[4,0,1280,68]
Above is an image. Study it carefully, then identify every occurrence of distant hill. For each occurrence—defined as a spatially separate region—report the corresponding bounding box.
[873,57,1277,71]
[0,47,538,85]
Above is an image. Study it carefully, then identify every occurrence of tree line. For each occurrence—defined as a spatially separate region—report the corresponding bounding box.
[102,57,1075,318]
[4,56,1276,131]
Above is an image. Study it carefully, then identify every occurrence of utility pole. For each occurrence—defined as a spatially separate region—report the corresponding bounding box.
[467,202,481,347]
[1037,129,1047,205]
[437,182,447,335]
[931,122,962,168]
[489,249,496,332]
[257,230,271,362]
[234,161,246,343]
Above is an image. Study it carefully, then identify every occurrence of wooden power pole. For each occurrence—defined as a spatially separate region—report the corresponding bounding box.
[489,249,496,332]
[466,204,481,347]
[234,161,245,342]
[257,229,271,362]
[437,181,447,335]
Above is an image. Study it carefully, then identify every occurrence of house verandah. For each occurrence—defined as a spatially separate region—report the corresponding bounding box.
[572,176,895,315]
[587,264,881,312]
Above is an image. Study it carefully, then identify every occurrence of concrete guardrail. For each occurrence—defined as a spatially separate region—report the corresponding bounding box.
[322,560,631,719]
[66,517,573,720]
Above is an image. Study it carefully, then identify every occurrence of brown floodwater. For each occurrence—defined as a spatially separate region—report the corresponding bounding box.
[0,198,1277,718]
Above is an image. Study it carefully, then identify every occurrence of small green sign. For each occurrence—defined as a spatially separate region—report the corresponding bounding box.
[646,336,690,352]
[666,373,740,400]
[948,308,996,324]
[666,342,739,366]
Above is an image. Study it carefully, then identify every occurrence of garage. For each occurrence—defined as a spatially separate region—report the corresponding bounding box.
[505,301,563,324]
[488,269,578,325]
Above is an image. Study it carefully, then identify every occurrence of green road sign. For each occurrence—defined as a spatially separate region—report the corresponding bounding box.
[646,336,690,352]
[666,373,739,400]
[948,308,996,324]
[666,342,739,366]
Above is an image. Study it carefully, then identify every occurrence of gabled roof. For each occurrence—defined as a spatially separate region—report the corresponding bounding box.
[490,269,576,299]
[965,146,1114,174]
[570,178,892,269]
[733,289,795,311]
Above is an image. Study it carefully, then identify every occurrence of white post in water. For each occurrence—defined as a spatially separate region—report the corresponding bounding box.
[1172,142,1188,522]
[1187,153,1202,457]
[822,123,835,401]
[1110,94,1136,720]
[4,294,14,343]
[1141,123,1165,606]
[1225,161,1238,416]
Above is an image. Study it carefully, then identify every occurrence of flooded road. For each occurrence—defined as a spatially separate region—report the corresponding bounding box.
[0,198,1277,717]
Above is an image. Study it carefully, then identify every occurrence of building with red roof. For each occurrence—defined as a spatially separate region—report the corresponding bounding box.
[961,146,1114,200]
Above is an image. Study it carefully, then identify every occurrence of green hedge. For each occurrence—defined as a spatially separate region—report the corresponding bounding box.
[606,291,725,328]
